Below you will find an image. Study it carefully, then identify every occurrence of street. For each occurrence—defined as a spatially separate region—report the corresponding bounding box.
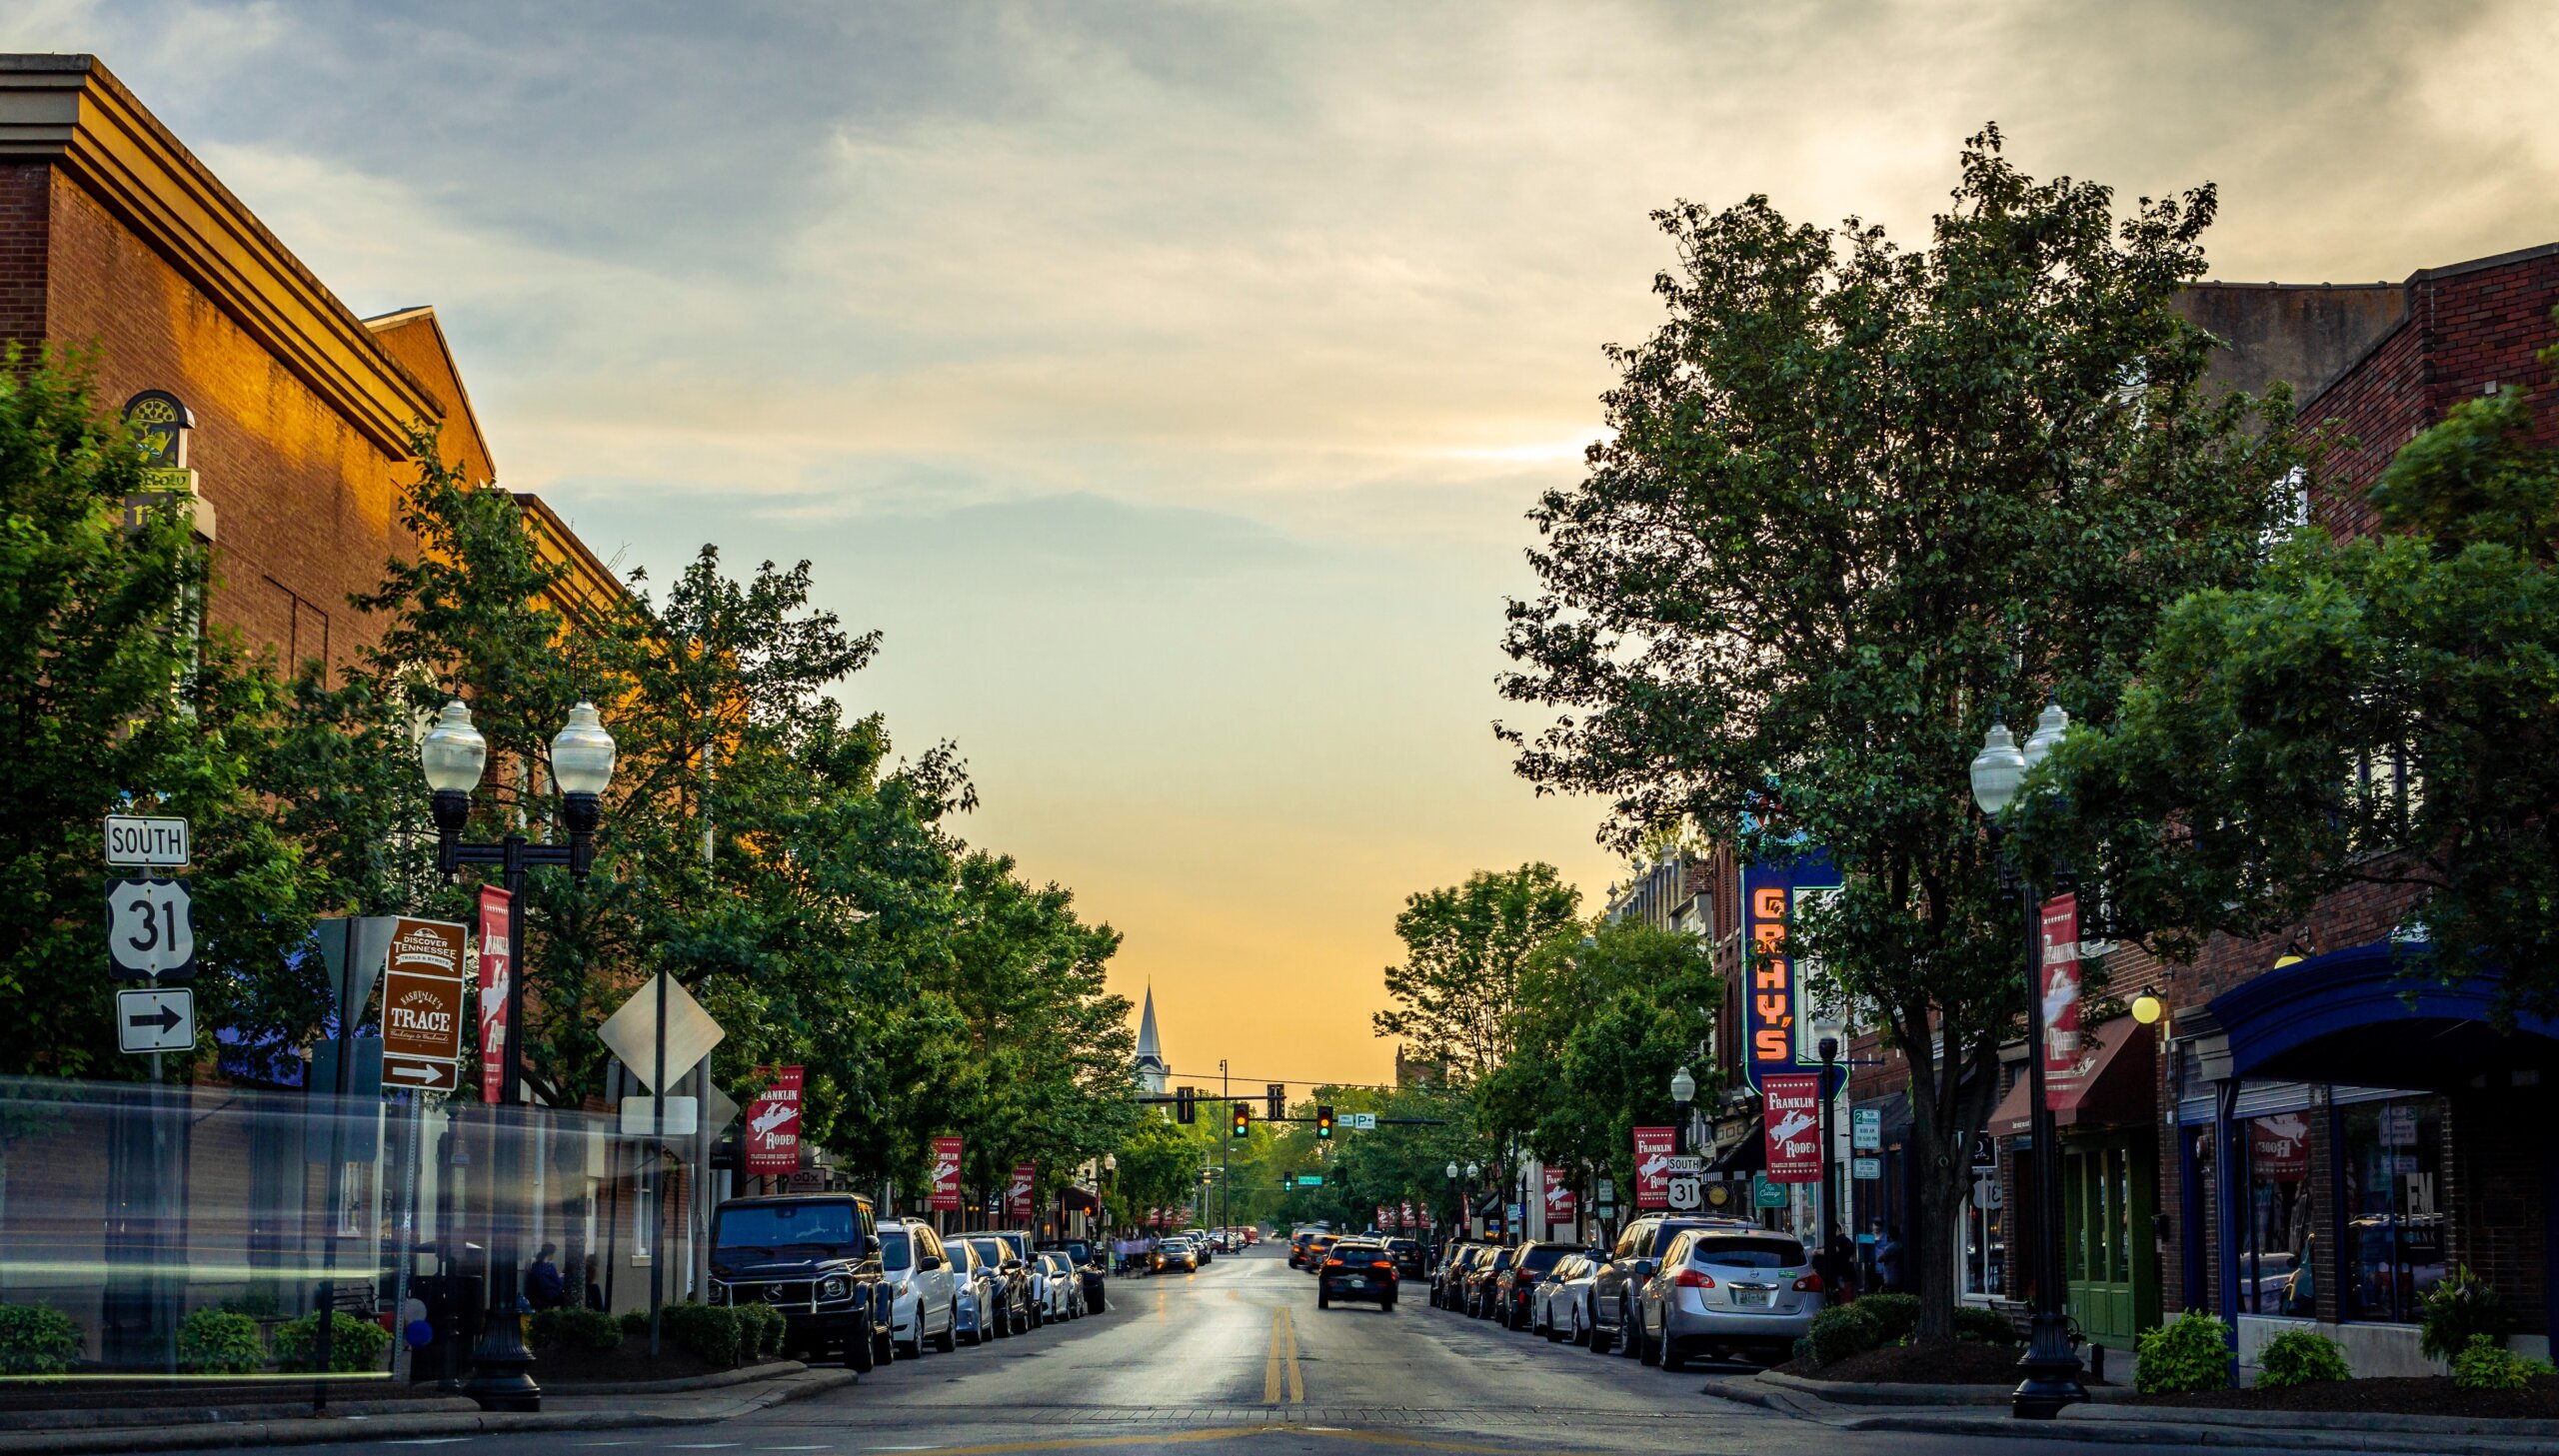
[201,1247,2310,1456]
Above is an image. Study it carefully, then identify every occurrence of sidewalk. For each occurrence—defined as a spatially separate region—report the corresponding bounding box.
[0,1363,854,1455]
[1701,1370,2559,1456]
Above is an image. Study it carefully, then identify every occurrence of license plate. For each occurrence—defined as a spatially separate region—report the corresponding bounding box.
[1342,1276,1366,1287]
[1733,1287,1771,1307]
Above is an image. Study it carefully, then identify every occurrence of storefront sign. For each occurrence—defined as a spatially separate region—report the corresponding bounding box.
[745,1065,804,1175]
[2250,1112,2310,1182]
[475,887,511,1104]
[2040,893,2083,1079]
[2380,1104,2418,1146]
[1007,1161,1037,1222]
[1742,853,1845,1091]
[1752,1172,1786,1209]
[1632,1126,1676,1208]
[929,1135,964,1210]
[1542,1165,1577,1222]
[1763,1071,1823,1184]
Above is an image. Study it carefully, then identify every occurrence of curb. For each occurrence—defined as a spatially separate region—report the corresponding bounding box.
[1742,1370,2139,1408]
[1840,1409,2559,1456]
[538,1358,808,1395]
[0,1367,854,1455]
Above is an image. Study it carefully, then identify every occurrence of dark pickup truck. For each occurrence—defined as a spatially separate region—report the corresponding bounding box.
[708,1193,892,1369]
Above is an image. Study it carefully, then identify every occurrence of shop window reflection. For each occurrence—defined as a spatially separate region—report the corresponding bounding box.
[2242,1112,2313,1314]
[2341,1099,2443,1322]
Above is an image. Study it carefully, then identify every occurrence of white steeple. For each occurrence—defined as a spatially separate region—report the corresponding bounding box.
[1133,984,1168,1094]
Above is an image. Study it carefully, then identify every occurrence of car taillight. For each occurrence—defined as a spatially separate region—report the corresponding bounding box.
[1672,1269,1716,1289]
[1793,1272,1823,1292]
[1369,1260,1392,1270]
[1324,1257,1344,1267]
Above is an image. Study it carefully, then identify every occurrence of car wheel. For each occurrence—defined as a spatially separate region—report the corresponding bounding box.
[1638,1312,1660,1367]
[1660,1334,1687,1372]
[876,1324,896,1366]
[1318,1289,1330,1309]
[898,1331,923,1359]
[849,1321,877,1373]
[936,1304,959,1354]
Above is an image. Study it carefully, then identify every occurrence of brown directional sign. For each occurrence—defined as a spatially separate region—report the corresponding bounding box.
[381,917,467,1092]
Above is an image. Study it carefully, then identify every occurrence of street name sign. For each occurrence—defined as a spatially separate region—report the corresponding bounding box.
[104,815,190,867]
[106,877,196,980]
[117,986,194,1053]
[1663,1154,1704,1173]
[1293,1174,1324,1186]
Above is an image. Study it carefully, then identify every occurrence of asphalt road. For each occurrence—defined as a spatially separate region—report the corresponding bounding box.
[186,1245,2308,1456]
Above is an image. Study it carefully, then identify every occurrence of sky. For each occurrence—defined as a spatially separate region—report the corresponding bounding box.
[7,1,2557,1086]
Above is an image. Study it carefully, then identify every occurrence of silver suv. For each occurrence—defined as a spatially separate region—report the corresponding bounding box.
[1631,1227,1824,1369]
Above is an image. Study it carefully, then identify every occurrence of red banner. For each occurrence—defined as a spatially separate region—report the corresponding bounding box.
[929,1135,963,1210]
[744,1065,804,1175]
[475,887,511,1104]
[1006,1161,1036,1222]
[1542,1166,1577,1223]
[1401,1200,1415,1228]
[2041,893,2083,1079]
[1763,1071,1822,1184]
[2251,1113,2311,1182]
[1633,1126,1675,1208]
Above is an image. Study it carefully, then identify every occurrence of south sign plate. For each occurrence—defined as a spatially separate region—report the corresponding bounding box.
[104,815,190,867]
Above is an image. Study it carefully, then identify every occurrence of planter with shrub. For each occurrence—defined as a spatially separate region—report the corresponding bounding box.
[0,1305,81,1378]
[2134,1311,2231,1395]
[271,1311,391,1373]
[529,1308,624,1354]
[2452,1335,2556,1392]
[2254,1328,2350,1391]
[2420,1266,2512,1365]
[177,1309,266,1375]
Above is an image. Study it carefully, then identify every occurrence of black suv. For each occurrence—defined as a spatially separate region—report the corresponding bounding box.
[710,1193,890,1369]
[1315,1238,1398,1311]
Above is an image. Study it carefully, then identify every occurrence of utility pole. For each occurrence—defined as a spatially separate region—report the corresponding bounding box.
[1220,1058,1231,1234]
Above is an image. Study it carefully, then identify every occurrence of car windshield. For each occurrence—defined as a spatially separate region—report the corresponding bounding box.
[1063,1241,1091,1262]
[969,1237,1011,1267]
[1690,1235,1809,1269]
[1333,1244,1385,1260]
[715,1202,867,1256]
[879,1228,912,1270]
[1644,1222,1714,1258]
[1388,1239,1417,1253]
[997,1233,1032,1260]
[1515,1245,1567,1274]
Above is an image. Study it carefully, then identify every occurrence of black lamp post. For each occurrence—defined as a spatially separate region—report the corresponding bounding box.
[420,699,617,1414]
[1971,706,2088,1421]
[1814,1020,1841,1273]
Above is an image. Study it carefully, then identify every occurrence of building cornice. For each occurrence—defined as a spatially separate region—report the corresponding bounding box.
[0,54,443,456]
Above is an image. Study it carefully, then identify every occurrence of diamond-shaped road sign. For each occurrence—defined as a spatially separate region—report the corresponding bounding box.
[118,986,195,1053]
[597,972,725,1092]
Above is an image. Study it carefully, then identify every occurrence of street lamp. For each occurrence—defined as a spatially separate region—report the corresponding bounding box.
[423,698,616,1413]
[1811,1013,1843,1273]
[1669,1064,1696,1154]
[1971,708,2088,1421]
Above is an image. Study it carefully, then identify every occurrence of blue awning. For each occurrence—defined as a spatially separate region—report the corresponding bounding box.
[2206,939,2559,1090]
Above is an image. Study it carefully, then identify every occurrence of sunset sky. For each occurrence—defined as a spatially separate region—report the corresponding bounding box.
[9,1,2557,1086]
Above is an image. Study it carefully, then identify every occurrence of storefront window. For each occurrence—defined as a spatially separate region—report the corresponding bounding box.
[2241,1112,2313,1314]
[2341,1097,2444,1323]
[1961,1147,2005,1299]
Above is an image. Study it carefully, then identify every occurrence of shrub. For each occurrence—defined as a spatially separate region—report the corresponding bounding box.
[216,1290,282,1320]
[1790,1335,1814,1365]
[2419,1266,2512,1364]
[272,1311,392,1373]
[1806,1302,1883,1366]
[529,1307,623,1353]
[177,1308,266,1374]
[0,1304,81,1377]
[1857,1292,1919,1343]
[735,1303,787,1360]
[2134,1311,2231,1395]
[2254,1328,2350,1390]
[1951,1305,2022,1345]
[2451,1334,2556,1392]
[659,1303,742,1366]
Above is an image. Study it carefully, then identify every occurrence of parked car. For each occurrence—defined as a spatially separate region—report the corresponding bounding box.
[881,1217,961,1357]
[1045,1238,1112,1313]
[1528,1252,1592,1339]
[965,1234,1035,1334]
[1589,1215,1741,1354]
[1316,1238,1398,1311]
[1544,1252,1607,1344]
[708,1192,888,1370]
[1385,1237,1426,1282]
[1465,1246,1517,1317]
[1492,1241,1573,1329]
[1429,1243,1478,1307]
[1631,1227,1825,1369]
[945,1236,1002,1346]
[1034,1251,1087,1320]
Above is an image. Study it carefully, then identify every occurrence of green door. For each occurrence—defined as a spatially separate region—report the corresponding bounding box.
[2062,1132,2159,1349]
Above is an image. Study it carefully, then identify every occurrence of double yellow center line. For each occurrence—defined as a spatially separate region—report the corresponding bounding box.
[1262,1304,1302,1404]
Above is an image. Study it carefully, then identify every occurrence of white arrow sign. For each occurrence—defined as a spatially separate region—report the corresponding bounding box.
[117,986,196,1053]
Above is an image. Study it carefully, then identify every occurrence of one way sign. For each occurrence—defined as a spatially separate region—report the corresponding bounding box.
[117,986,195,1054]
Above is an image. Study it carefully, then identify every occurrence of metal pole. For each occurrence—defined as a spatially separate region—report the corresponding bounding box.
[648,963,668,1357]
[462,851,540,1410]
[314,918,356,1412]
[390,1089,427,1382]
[2012,873,2087,1419]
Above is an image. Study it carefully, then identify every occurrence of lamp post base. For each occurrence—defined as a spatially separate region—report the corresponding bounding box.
[2010,1313,2087,1420]
[460,1324,542,1412]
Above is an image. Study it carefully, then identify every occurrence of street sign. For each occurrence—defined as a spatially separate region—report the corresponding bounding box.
[620,1095,700,1137]
[599,972,725,1092]
[1969,1133,1998,1175]
[1752,1172,1786,1210]
[104,815,189,867]
[1663,1174,1702,1211]
[1293,1174,1324,1186]
[117,986,194,1053]
[106,877,196,980]
[1852,1156,1882,1180]
[1852,1107,1882,1152]
[1348,1112,1376,1130]
[1663,1154,1704,1174]
[379,917,467,1090]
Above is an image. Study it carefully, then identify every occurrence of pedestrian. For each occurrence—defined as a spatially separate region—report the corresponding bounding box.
[1874,1225,1904,1294]
[526,1241,567,1310]
[1825,1231,1859,1301]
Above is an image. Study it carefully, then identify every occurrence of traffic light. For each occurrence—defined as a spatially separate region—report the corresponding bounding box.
[1267,1083,1285,1121]
[1232,1101,1251,1138]
[1314,1104,1334,1139]
[1177,1085,1196,1124]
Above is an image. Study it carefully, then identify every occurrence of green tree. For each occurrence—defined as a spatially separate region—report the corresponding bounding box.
[1372,863,1580,1083]
[1497,129,2304,1337]
[2024,323,2559,1019]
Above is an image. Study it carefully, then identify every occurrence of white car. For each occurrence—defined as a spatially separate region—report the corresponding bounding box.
[882,1218,960,1356]
[1034,1251,1086,1320]
[1535,1253,1603,1342]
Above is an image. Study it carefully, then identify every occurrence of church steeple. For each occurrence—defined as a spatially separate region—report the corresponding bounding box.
[1133,984,1168,1094]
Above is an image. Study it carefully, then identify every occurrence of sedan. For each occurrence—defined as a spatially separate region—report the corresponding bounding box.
[1529,1252,1593,1339]
[1464,1246,1516,1318]
[1545,1253,1607,1345]
[1316,1239,1398,1310]
[965,1235,1035,1335]
[1492,1241,1571,1330]
[1385,1238,1426,1282]
[1633,1228,1825,1370]
[1154,1239,1201,1274]
[1034,1251,1086,1321]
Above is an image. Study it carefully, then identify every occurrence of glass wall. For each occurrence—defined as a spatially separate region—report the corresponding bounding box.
[1960,1143,2005,1299]
[2241,1112,2313,1314]
[2340,1096,2445,1323]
